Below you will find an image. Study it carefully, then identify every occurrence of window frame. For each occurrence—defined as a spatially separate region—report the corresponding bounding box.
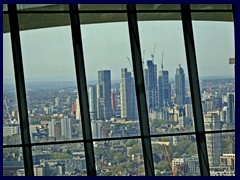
[3,4,235,176]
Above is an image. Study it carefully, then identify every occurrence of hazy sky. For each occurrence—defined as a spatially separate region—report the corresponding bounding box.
[3,19,235,84]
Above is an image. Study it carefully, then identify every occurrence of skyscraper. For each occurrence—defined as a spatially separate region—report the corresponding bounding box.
[55,97,60,107]
[111,90,116,116]
[97,70,112,120]
[146,60,158,110]
[158,70,170,109]
[91,120,102,139]
[88,85,97,120]
[120,68,138,120]
[61,117,72,139]
[175,64,185,106]
[96,84,104,120]
[227,93,235,124]
[75,96,81,120]
[48,119,61,140]
[71,102,76,115]
[204,111,222,167]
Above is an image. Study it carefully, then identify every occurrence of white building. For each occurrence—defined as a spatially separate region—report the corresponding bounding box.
[61,117,72,139]
[204,111,222,167]
[172,155,200,175]
[3,124,20,137]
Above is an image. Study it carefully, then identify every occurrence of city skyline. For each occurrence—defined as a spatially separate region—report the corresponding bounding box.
[3,63,235,175]
[3,4,235,176]
[3,21,235,83]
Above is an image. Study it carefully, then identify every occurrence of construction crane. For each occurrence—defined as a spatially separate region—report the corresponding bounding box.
[142,50,145,69]
[161,51,164,72]
[127,57,133,73]
[161,136,178,176]
[151,43,157,63]
[4,91,11,119]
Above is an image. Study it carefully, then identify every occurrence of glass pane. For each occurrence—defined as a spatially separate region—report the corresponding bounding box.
[192,13,235,131]
[19,14,83,143]
[136,4,180,10]
[190,4,232,10]
[206,132,235,176]
[151,135,200,176]
[3,4,8,11]
[94,139,145,176]
[18,14,70,32]
[78,4,126,11]
[3,147,24,176]
[79,13,127,25]
[17,4,69,11]
[3,14,22,146]
[3,14,10,33]
[191,12,233,21]
[137,13,181,21]
[32,143,87,176]
[81,13,141,139]
[137,13,195,135]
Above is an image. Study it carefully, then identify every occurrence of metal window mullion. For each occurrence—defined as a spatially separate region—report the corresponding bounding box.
[180,4,210,176]
[69,4,96,176]
[127,4,154,176]
[233,4,238,75]
[8,4,34,176]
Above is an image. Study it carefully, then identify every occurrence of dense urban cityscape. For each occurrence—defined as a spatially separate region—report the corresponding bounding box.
[3,59,235,176]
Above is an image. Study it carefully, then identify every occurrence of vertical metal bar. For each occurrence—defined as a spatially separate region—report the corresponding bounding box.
[233,4,238,74]
[127,4,155,176]
[180,4,210,176]
[8,4,34,176]
[69,4,96,176]
[232,5,238,172]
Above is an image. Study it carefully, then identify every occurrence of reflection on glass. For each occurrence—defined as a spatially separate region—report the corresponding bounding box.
[151,136,200,176]
[137,13,195,135]
[206,132,235,176]
[191,12,233,21]
[16,4,69,11]
[190,4,232,10]
[94,139,144,176]
[3,4,8,11]
[79,13,127,25]
[78,4,126,11]
[192,17,235,131]
[32,143,86,176]
[81,13,140,139]
[19,14,83,143]
[3,14,10,33]
[3,15,22,146]
[136,4,180,10]
[3,148,24,176]
[18,14,70,32]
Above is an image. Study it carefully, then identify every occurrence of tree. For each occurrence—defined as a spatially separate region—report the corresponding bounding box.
[3,148,20,161]
[124,139,139,147]
[3,135,21,144]
[51,153,72,159]
[152,144,165,155]
[221,133,235,153]
[154,161,171,171]
[66,149,72,155]
[115,153,127,163]
[95,147,108,159]
[128,144,141,155]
